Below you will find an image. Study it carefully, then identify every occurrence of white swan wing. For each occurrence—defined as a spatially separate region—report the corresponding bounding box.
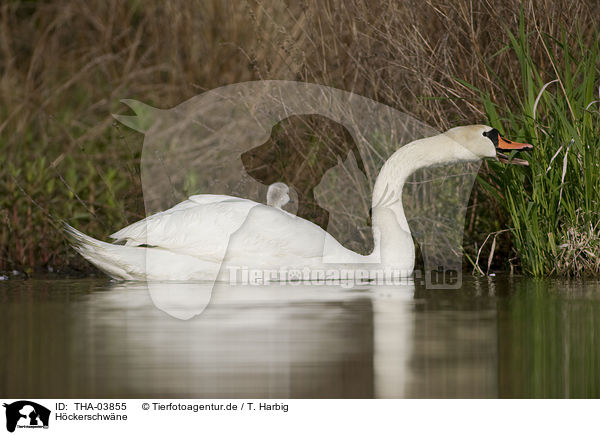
[187,194,242,205]
[109,192,357,267]
[109,197,258,262]
[153,194,243,214]
[110,193,250,243]
[223,204,350,264]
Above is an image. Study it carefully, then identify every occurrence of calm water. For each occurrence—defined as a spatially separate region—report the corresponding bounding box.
[1,276,599,398]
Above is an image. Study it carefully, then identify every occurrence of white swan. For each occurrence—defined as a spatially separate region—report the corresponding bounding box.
[266,182,292,209]
[66,125,531,281]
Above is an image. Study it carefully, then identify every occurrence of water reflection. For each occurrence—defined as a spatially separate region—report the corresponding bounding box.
[496,278,600,398]
[146,281,213,320]
[0,277,598,398]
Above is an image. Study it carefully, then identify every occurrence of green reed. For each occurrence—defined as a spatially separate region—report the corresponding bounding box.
[472,18,600,276]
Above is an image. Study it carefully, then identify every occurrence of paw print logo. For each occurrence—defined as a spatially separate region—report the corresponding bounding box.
[287,269,302,284]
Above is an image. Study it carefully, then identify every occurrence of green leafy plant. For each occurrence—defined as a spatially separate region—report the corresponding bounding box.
[474,17,600,276]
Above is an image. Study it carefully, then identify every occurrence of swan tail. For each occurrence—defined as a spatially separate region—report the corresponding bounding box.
[64,224,146,280]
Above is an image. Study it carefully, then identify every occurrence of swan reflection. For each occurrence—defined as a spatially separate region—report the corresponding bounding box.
[94,281,418,397]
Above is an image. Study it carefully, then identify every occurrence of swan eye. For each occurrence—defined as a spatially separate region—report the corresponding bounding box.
[483,128,499,147]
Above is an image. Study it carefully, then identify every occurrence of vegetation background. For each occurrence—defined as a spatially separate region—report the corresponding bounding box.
[1,0,599,276]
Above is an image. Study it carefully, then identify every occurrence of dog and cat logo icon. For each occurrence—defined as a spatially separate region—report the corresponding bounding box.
[3,401,50,432]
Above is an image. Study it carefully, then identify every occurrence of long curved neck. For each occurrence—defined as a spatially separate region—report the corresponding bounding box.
[370,133,479,270]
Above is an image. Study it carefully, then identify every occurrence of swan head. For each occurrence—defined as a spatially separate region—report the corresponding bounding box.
[267,182,292,209]
[444,125,533,165]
